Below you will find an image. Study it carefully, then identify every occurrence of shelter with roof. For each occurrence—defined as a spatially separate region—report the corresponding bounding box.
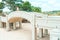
[0,9,47,40]
[0,9,60,40]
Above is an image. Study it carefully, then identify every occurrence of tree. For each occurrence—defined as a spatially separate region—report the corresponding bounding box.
[31,6,41,13]
[15,0,23,2]
[22,1,32,11]
[6,0,15,4]
[0,2,4,9]
[5,0,23,11]
[5,0,16,11]
[15,4,22,10]
[0,2,4,13]
[5,0,41,12]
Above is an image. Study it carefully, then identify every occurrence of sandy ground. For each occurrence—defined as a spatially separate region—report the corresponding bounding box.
[0,23,32,40]
[38,35,50,40]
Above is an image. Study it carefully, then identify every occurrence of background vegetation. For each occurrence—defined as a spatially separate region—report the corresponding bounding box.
[0,0,60,16]
[0,0,41,13]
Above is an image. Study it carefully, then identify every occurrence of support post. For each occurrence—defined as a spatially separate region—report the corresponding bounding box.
[44,29,48,36]
[6,22,10,31]
[0,17,2,28]
[19,18,22,29]
[35,27,37,40]
[13,22,16,30]
[6,15,11,31]
[39,28,43,38]
[0,21,2,28]
[19,21,22,29]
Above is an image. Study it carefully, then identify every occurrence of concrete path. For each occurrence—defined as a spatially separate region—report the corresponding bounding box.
[37,35,49,40]
[0,23,32,40]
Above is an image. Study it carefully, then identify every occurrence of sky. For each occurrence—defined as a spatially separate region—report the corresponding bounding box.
[23,0,60,12]
[0,0,60,12]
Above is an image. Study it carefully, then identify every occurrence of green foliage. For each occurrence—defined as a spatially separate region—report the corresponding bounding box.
[0,2,4,9]
[6,0,16,11]
[5,0,23,11]
[15,4,22,10]
[10,4,16,11]
[0,9,2,13]
[43,10,60,16]
[15,0,22,2]
[15,1,41,12]
[0,2,4,13]
[31,6,41,12]
[22,1,32,11]
[6,0,15,4]
[5,0,41,12]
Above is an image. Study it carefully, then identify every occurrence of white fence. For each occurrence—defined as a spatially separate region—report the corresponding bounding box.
[36,16,60,29]
[0,16,7,22]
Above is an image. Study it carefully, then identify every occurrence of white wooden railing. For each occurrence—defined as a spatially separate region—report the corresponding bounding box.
[36,16,60,29]
[0,16,7,22]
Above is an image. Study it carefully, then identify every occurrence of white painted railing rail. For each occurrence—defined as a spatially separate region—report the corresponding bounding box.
[0,16,7,22]
[36,16,60,29]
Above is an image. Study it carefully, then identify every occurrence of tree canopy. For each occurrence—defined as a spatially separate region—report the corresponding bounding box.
[31,6,41,12]
[22,1,32,11]
[5,0,16,11]
[2,0,41,13]
[0,2,4,9]
[0,2,4,13]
